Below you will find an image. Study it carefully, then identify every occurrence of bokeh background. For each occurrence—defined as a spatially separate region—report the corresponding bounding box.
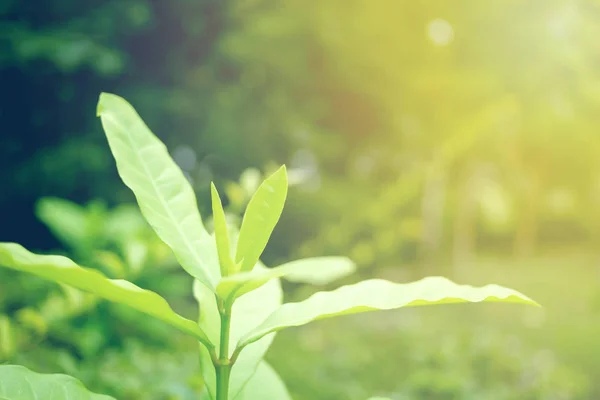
[2,0,600,399]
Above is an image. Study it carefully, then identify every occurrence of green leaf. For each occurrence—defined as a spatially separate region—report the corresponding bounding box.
[35,197,88,249]
[274,257,356,285]
[194,265,283,400]
[217,257,355,305]
[216,269,286,306]
[235,166,288,272]
[211,183,236,276]
[229,274,282,399]
[236,362,292,400]
[238,276,539,348]
[0,243,213,349]
[0,365,114,400]
[97,92,219,290]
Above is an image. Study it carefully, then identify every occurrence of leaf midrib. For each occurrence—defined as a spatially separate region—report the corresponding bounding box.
[103,111,215,288]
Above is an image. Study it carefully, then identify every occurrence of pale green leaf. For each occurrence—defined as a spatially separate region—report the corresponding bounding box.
[235,166,288,272]
[0,243,213,348]
[217,257,355,305]
[211,183,236,276]
[229,274,282,399]
[0,365,114,400]
[216,269,285,305]
[238,276,539,348]
[194,265,283,400]
[97,92,219,290]
[236,362,292,400]
[274,257,356,285]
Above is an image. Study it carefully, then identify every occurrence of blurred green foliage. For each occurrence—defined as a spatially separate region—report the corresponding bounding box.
[2,0,600,398]
[270,322,590,400]
[1,197,202,399]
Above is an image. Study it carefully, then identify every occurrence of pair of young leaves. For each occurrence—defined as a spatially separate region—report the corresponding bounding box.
[0,93,538,400]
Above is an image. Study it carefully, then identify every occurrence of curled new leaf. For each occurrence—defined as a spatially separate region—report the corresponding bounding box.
[238,276,539,349]
[97,92,219,290]
[0,243,213,349]
[235,166,288,272]
[0,365,115,400]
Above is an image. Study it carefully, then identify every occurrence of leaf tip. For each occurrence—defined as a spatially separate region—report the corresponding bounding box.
[96,92,113,116]
[96,92,125,117]
[278,164,288,178]
[269,165,288,181]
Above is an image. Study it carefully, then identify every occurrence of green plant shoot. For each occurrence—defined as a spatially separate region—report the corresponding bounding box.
[0,93,539,400]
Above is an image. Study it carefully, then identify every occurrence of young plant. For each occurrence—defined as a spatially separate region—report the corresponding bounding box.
[0,93,539,400]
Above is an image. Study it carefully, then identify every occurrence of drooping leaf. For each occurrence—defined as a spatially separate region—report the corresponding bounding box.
[238,276,539,348]
[217,257,355,305]
[236,362,292,400]
[97,92,219,290]
[0,365,115,400]
[211,183,236,277]
[0,243,213,348]
[235,166,288,272]
[194,264,283,400]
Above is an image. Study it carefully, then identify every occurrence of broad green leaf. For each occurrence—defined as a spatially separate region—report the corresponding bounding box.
[235,166,288,272]
[211,183,236,276]
[97,92,219,290]
[217,257,355,305]
[238,276,539,348]
[236,362,292,400]
[0,365,114,400]
[194,264,283,400]
[0,243,213,349]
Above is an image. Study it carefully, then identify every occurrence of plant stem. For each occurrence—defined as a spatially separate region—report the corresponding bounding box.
[215,298,232,400]
[219,305,231,361]
[215,363,231,400]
